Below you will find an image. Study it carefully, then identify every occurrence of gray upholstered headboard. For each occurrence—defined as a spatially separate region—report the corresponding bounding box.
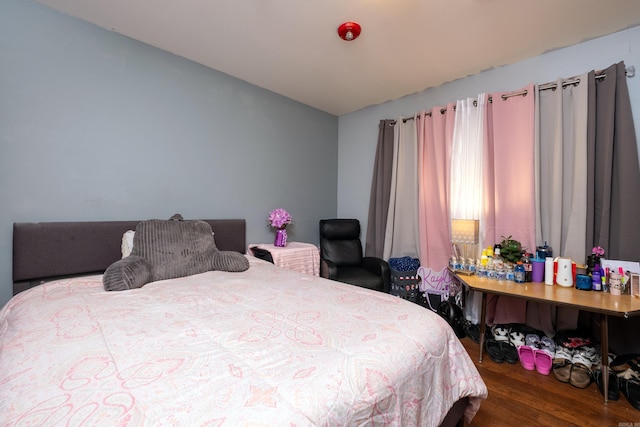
[12,219,246,295]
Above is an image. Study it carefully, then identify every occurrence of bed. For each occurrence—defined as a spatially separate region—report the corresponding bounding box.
[3,219,487,426]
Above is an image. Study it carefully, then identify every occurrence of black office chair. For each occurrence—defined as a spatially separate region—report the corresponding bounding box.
[319,219,390,293]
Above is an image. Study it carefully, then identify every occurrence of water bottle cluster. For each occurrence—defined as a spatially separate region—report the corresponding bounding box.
[451,245,534,284]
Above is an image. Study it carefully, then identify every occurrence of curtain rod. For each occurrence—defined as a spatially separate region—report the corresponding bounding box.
[393,65,634,123]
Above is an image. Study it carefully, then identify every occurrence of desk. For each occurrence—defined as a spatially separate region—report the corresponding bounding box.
[248,242,320,276]
[452,270,640,404]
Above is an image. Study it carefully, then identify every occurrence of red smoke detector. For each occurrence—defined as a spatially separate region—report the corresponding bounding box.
[337,22,361,41]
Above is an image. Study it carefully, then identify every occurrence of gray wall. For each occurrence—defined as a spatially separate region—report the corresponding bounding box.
[0,0,338,306]
[338,27,640,244]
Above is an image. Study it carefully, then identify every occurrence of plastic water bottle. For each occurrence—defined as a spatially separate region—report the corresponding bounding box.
[514,262,526,284]
[505,264,515,282]
[480,249,488,267]
[486,264,496,280]
[493,247,504,270]
[468,259,477,274]
[477,262,486,279]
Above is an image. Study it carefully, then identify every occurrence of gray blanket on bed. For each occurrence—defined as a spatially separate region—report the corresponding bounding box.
[103,215,249,291]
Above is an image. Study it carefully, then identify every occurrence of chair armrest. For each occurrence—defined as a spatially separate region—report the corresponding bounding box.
[320,259,338,280]
[362,257,391,293]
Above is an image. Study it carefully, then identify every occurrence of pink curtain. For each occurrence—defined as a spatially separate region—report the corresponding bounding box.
[417,104,456,269]
[484,84,536,325]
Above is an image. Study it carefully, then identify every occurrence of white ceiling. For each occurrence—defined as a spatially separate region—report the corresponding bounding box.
[36,0,640,116]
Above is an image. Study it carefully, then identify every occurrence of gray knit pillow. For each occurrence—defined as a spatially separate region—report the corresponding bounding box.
[103,215,249,291]
[212,251,250,272]
[103,256,152,291]
[132,218,217,281]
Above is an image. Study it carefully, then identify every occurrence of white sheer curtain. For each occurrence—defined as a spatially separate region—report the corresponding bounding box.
[450,95,486,222]
[383,115,420,259]
[450,94,487,323]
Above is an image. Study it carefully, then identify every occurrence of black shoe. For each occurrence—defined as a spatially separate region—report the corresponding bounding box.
[485,339,504,364]
[500,341,519,364]
[465,323,480,343]
[594,369,619,401]
[620,378,640,411]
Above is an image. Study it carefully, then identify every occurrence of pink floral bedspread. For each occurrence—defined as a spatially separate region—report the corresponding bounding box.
[0,257,486,426]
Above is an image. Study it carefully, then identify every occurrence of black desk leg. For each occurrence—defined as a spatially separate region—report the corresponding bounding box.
[601,313,609,404]
[478,292,487,363]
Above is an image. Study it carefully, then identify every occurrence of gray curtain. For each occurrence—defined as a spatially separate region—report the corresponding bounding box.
[587,61,640,260]
[365,120,394,258]
[383,116,420,260]
[587,61,640,354]
[527,75,589,337]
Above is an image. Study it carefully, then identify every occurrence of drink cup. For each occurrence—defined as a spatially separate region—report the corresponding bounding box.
[609,272,623,295]
[531,258,545,283]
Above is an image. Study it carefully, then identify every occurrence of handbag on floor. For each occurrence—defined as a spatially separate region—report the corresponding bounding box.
[437,298,466,338]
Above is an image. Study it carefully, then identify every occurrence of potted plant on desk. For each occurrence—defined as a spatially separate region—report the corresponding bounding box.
[499,235,524,264]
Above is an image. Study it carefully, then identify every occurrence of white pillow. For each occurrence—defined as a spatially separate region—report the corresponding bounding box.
[121,230,135,258]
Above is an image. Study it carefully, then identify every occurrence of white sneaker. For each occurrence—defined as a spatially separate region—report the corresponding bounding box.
[572,346,599,369]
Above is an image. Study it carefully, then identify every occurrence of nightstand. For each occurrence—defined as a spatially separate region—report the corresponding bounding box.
[248,242,320,276]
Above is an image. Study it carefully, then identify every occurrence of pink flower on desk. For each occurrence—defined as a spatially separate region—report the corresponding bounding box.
[268,208,292,229]
[592,246,605,256]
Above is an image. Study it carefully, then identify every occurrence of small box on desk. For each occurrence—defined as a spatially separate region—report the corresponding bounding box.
[631,273,640,298]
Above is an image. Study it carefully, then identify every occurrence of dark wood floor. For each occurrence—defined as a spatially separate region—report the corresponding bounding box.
[460,337,640,426]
